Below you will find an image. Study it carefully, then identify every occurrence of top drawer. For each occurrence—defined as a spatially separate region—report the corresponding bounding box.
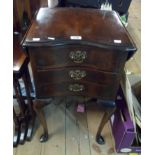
[29,45,127,72]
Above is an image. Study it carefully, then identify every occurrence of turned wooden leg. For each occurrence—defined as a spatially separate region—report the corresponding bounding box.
[13,108,20,147]
[14,78,28,144]
[22,69,36,141]
[96,106,116,145]
[13,78,26,115]
[33,100,50,142]
[22,69,34,116]
[19,118,27,145]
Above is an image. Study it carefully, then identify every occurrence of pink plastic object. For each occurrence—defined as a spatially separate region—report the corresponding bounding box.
[77,104,85,112]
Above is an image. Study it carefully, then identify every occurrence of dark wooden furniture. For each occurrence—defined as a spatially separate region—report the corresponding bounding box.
[13,34,35,146]
[22,8,136,144]
[13,0,43,147]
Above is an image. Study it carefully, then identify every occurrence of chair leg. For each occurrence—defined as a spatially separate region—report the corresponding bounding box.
[33,100,50,142]
[14,78,28,145]
[13,108,20,147]
[22,72,35,141]
[96,107,116,145]
[13,78,26,115]
[22,72,34,116]
[19,118,27,145]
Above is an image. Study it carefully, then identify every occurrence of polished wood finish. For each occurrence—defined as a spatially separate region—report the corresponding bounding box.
[13,34,28,75]
[22,8,136,144]
[23,8,136,50]
[35,68,118,84]
[29,46,127,72]
[35,81,119,100]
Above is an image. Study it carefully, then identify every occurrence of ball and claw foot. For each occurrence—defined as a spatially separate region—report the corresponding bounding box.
[96,135,105,145]
[40,133,48,143]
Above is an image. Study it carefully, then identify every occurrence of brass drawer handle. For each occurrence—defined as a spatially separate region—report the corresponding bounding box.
[69,51,87,63]
[69,84,84,92]
[69,70,86,80]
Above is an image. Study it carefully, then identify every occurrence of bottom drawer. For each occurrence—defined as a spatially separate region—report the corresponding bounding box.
[35,81,119,100]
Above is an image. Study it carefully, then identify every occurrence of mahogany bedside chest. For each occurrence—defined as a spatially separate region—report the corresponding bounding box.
[22,8,136,144]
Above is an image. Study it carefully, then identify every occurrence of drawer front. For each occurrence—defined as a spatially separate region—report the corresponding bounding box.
[29,45,127,72]
[35,81,119,100]
[35,67,119,85]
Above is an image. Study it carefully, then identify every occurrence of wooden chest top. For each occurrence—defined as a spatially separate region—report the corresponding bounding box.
[23,8,136,54]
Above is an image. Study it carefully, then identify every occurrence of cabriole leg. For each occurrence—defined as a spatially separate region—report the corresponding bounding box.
[33,100,50,142]
[96,106,116,145]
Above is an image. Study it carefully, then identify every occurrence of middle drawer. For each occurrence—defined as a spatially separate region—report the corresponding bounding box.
[35,67,119,85]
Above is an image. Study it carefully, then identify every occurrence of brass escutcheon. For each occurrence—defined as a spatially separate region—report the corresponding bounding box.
[69,50,87,63]
[69,84,84,92]
[69,70,86,80]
